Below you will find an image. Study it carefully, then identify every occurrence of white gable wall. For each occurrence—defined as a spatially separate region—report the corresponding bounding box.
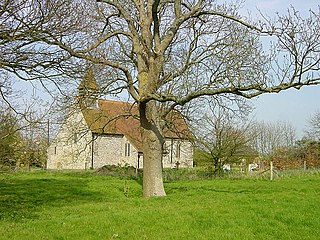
[47,108,92,169]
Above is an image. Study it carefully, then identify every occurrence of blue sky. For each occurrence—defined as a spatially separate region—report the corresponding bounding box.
[251,86,320,138]
[243,0,318,15]
[241,0,320,138]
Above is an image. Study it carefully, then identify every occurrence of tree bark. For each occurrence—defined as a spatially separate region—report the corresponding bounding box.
[139,101,166,197]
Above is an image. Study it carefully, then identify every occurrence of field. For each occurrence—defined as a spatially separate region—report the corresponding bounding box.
[0,170,320,240]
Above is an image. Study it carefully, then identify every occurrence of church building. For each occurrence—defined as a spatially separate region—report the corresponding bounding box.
[47,69,193,169]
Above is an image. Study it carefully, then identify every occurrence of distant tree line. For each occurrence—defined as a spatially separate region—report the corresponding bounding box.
[193,107,320,174]
[270,112,320,170]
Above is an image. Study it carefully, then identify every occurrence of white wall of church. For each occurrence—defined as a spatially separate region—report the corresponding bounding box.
[162,139,193,168]
[91,135,141,169]
[47,108,92,169]
[47,108,193,170]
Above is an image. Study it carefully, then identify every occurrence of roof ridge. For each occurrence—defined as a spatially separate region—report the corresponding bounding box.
[99,99,135,104]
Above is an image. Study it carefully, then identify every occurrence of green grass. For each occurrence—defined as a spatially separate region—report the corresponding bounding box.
[0,170,320,240]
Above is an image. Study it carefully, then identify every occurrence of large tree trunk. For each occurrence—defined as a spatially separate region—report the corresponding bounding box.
[139,101,166,197]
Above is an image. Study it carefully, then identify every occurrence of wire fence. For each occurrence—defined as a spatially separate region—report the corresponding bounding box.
[162,163,320,182]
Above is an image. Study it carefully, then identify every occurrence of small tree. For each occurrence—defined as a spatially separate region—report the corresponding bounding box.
[194,102,257,175]
[0,109,23,169]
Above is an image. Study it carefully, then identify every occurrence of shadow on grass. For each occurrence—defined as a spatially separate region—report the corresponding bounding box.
[0,177,102,221]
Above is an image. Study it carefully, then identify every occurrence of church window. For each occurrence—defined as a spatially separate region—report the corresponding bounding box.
[125,143,131,157]
[176,142,181,158]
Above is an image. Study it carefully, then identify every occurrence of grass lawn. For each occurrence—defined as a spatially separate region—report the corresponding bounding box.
[0,170,319,240]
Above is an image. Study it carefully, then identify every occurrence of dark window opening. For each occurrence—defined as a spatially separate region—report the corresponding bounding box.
[176,142,181,158]
[125,143,131,157]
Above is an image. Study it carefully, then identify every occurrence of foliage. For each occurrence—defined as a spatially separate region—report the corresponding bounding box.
[0,110,22,169]
[193,103,258,175]
[0,107,48,171]
[295,139,320,168]
[193,148,212,167]
[1,170,320,239]
[21,134,48,169]
[270,139,320,170]
[96,164,141,179]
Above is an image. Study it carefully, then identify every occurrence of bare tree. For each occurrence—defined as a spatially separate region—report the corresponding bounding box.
[2,1,320,197]
[193,101,256,176]
[305,111,320,141]
[0,0,89,103]
[250,121,297,157]
[0,0,83,151]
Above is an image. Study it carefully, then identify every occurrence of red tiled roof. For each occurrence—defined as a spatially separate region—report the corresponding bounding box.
[81,99,191,151]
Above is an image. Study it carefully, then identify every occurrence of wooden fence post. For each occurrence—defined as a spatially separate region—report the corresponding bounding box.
[270,161,273,181]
